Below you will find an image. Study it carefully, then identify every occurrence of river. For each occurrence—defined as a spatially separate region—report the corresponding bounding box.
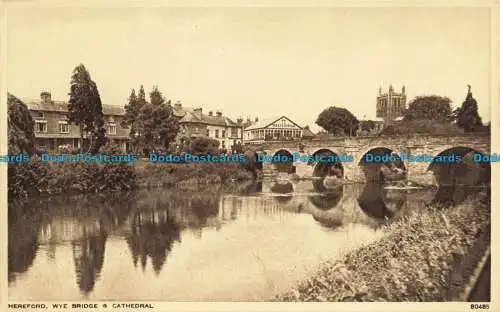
[7,179,483,301]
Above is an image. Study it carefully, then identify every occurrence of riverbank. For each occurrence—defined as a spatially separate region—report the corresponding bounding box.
[135,162,253,188]
[8,158,253,203]
[274,189,490,301]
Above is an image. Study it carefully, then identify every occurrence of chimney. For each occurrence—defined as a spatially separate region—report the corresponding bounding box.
[402,85,406,94]
[40,91,51,103]
[208,111,213,116]
[216,111,222,117]
[237,118,243,124]
[255,117,259,122]
[174,100,182,109]
[193,107,202,118]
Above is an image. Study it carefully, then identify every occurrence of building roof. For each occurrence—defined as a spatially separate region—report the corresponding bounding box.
[23,98,125,116]
[179,110,239,127]
[172,105,195,118]
[302,127,315,137]
[244,116,303,131]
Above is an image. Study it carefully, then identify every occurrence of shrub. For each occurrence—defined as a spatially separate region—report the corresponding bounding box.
[184,137,220,155]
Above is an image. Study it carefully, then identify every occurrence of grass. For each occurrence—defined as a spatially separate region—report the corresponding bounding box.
[274,189,490,302]
[135,162,253,188]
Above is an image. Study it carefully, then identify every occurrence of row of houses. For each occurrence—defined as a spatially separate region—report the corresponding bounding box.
[17,91,315,153]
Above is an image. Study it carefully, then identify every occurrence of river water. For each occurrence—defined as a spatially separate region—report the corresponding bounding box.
[8,179,483,301]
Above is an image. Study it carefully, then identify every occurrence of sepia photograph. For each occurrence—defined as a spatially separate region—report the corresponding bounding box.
[2,0,496,310]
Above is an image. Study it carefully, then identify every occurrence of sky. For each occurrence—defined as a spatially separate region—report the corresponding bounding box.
[5,5,491,132]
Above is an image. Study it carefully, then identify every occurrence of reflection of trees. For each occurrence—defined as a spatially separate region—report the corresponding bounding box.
[308,179,344,210]
[71,227,107,295]
[126,211,181,275]
[126,189,221,275]
[8,213,42,283]
[357,183,405,220]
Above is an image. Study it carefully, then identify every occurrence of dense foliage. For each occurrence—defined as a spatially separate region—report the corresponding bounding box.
[67,64,106,154]
[453,86,484,132]
[403,95,453,122]
[183,136,220,155]
[8,154,137,203]
[380,119,464,136]
[123,85,179,154]
[316,106,359,136]
[7,93,35,155]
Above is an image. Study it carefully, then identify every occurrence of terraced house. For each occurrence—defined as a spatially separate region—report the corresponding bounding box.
[24,92,130,153]
[172,101,243,151]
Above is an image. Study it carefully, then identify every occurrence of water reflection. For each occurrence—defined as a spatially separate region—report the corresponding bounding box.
[72,229,107,295]
[126,211,181,274]
[357,182,405,221]
[270,181,293,203]
[308,179,344,210]
[8,179,488,300]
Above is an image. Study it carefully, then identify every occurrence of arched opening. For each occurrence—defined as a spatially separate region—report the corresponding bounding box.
[358,147,406,182]
[427,146,490,187]
[272,149,294,173]
[309,149,344,178]
[308,179,344,210]
[356,182,405,221]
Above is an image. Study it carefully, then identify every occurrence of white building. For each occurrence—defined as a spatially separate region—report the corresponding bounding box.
[243,116,304,144]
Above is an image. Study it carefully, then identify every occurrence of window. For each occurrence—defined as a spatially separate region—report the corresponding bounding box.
[215,130,219,138]
[231,128,238,137]
[206,129,210,137]
[107,123,117,135]
[222,141,226,148]
[35,120,47,133]
[59,121,69,133]
[222,130,225,138]
[37,112,45,118]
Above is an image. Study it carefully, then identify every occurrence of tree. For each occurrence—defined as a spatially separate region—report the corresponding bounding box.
[67,64,106,154]
[403,95,453,122]
[184,137,219,155]
[135,86,180,153]
[360,120,377,132]
[7,93,35,155]
[316,106,359,136]
[122,88,147,153]
[453,85,483,132]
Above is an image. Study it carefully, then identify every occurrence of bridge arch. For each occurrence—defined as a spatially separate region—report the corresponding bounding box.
[309,148,345,178]
[427,145,490,186]
[272,149,295,173]
[356,146,407,182]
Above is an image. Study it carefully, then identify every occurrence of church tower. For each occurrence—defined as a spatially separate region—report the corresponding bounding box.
[376,85,407,124]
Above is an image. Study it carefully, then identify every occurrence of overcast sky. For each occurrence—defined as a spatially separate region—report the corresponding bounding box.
[6,5,491,132]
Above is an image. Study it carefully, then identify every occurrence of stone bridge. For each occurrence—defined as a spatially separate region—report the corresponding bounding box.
[251,134,491,185]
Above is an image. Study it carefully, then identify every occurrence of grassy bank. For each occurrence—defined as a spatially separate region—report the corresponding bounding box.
[135,162,253,188]
[275,190,490,302]
[8,157,253,203]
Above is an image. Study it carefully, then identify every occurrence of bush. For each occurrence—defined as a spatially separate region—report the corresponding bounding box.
[8,153,137,202]
[184,137,220,155]
[380,120,464,136]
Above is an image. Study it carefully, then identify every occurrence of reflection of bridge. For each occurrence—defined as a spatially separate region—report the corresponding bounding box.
[254,134,490,185]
